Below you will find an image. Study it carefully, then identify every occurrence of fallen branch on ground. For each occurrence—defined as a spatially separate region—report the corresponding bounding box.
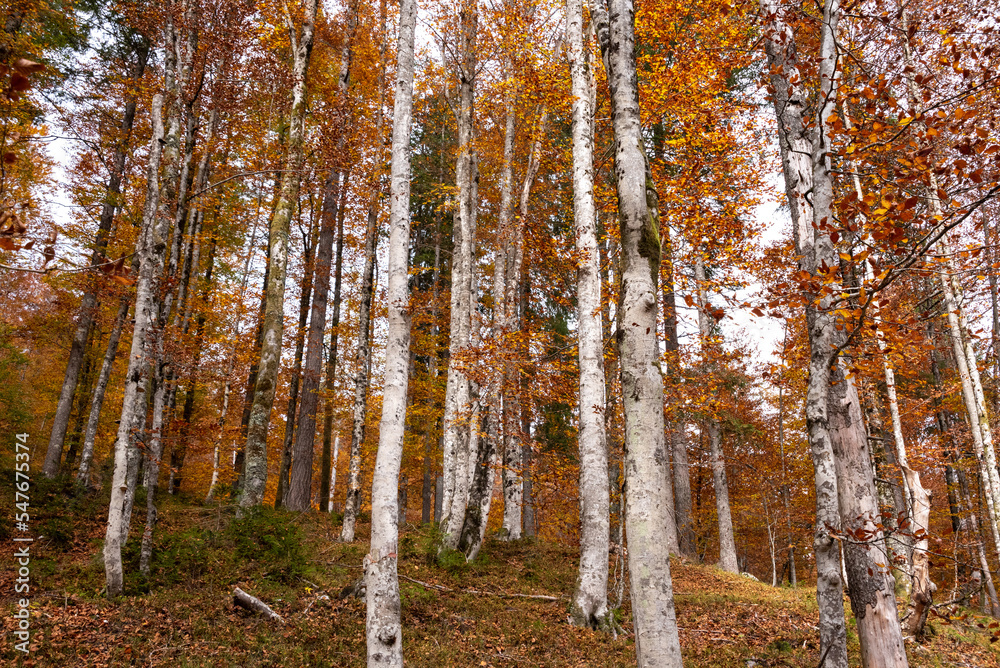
[233,587,283,622]
[399,574,564,602]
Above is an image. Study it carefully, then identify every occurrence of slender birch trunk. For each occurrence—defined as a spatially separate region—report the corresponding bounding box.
[760,1,848,663]
[365,0,416,660]
[103,94,166,598]
[340,202,380,540]
[43,42,150,478]
[205,378,231,503]
[903,468,934,637]
[693,255,736,572]
[76,296,130,487]
[288,1,359,512]
[441,1,479,548]
[139,371,167,576]
[568,0,610,628]
[592,1,682,663]
[501,108,547,540]
[327,434,339,511]
[240,0,319,509]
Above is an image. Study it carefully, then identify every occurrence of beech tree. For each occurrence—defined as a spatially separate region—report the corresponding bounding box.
[364,0,417,662]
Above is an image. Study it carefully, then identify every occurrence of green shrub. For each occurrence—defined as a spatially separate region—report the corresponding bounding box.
[225,506,305,582]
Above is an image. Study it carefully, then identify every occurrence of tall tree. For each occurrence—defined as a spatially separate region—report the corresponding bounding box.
[592,1,683,664]
[239,0,319,509]
[42,36,150,478]
[440,0,479,548]
[567,0,609,630]
[285,0,358,512]
[103,92,166,598]
[364,0,417,662]
[760,1,848,663]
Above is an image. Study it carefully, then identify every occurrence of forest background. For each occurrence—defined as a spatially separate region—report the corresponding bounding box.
[2,0,1000,665]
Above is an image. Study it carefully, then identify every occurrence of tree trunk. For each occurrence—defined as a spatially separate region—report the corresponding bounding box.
[811,2,907,662]
[76,296,130,487]
[441,1,479,548]
[103,93,167,598]
[205,378,231,503]
[663,219,693,558]
[276,226,316,508]
[458,408,497,561]
[760,1,849,663]
[321,171,350,512]
[364,0,416,660]
[592,1,682,664]
[139,371,167,577]
[501,108,547,541]
[43,42,150,478]
[693,255,736,572]
[568,0,610,628]
[288,3,358,512]
[240,0,319,509]
[903,467,934,637]
[340,204,380,540]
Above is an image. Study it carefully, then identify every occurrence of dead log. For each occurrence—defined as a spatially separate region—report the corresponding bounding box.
[233,587,283,622]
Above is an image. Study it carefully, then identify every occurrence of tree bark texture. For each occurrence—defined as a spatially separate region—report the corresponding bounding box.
[240,0,319,509]
[276,227,315,508]
[810,1,908,663]
[365,0,416,662]
[568,0,610,629]
[339,202,379,541]
[593,1,683,664]
[287,1,358,512]
[103,94,166,598]
[441,1,479,549]
[760,2,849,664]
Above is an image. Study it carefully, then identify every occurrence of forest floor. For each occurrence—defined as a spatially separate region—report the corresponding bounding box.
[1,477,999,667]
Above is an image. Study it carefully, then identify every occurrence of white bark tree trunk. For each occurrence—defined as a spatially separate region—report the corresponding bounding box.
[500,107,548,540]
[811,2,907,663]
[328,434,339,512]
[441,1,479,549]
[568,0,610,629]
[239,0,319,509]
[103,93,166,598]
[364,0,416,661]
[693,255,738,573]
[760,1,848,663]
[340,204,379,541]
[592,1,683,663]
[903,467,934,637]
[206,378,231,503]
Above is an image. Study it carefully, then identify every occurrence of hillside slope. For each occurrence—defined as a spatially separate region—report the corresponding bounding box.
[1,482,998,667]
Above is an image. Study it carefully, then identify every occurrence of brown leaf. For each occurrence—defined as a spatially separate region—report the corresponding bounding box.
[2,152,15,164]
[42,245,54,266]
[13,58,45,75]
[0,237,18,250]
[10,72,30,92]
